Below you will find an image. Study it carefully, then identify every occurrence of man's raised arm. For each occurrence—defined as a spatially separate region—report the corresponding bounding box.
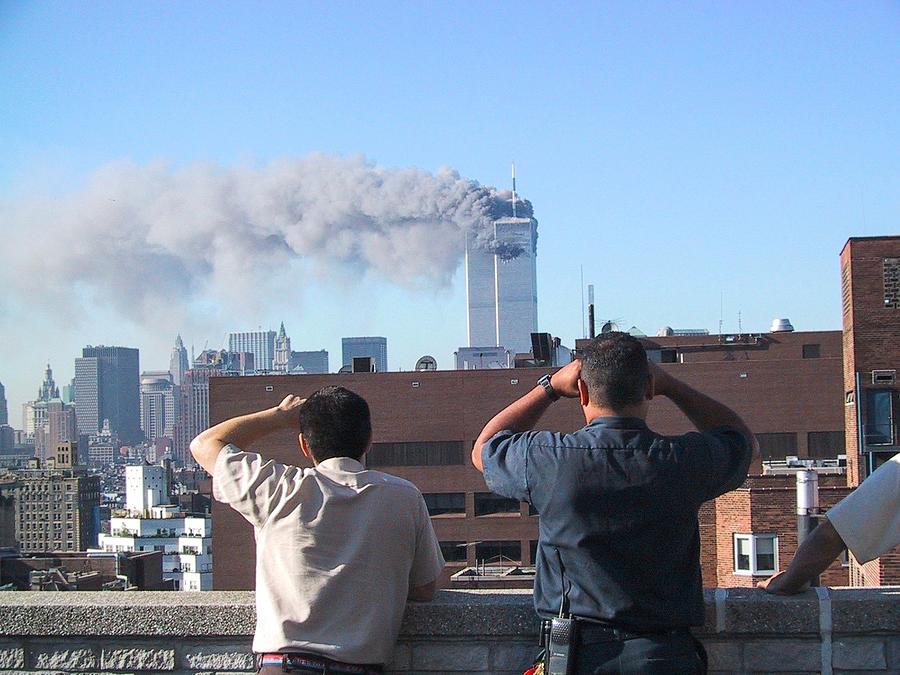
[190,394,305,474]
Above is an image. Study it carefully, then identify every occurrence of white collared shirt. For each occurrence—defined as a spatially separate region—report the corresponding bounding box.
[213,444,445,663]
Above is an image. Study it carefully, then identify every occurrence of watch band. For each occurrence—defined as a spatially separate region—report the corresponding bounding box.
[538,374,560,401]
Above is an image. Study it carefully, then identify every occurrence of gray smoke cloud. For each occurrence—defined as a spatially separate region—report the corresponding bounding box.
[1,154,535,323]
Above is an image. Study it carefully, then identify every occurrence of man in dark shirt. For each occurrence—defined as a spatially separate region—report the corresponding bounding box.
[472,332,756,674]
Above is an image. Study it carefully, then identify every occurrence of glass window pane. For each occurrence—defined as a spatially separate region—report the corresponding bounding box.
[735,536,751,571]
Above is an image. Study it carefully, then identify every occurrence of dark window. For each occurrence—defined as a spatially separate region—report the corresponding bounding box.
[474,540,521,563]
[807,431,844,459]
[528,502,538,516]
[423,492,465,516]
[661,349,678,363]
[367,441,464,467]
[802,344,821,359]
[756,432,798,461]
[474,492,520,516]
[439,541,468,562]
[865,390,894,445]
[529,540,539,565]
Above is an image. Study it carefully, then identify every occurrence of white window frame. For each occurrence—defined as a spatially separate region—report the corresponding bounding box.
[733,533,779,575]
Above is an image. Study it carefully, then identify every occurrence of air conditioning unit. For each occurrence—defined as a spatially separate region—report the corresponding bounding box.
[872,370,896,385]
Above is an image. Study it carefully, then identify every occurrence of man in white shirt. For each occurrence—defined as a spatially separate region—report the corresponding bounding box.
[759,452,899,594]
[191,386,445,674]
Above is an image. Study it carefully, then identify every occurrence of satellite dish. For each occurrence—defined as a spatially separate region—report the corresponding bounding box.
[415,355,437,371]
[601,321,619,334]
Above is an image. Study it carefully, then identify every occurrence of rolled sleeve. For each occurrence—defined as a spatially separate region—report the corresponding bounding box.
[212,444,289,528]
[480,430,532,502]
[409,494,446,587]
[685,427,753,502]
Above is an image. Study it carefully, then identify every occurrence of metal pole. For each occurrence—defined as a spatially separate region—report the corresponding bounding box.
[796,469,820,586]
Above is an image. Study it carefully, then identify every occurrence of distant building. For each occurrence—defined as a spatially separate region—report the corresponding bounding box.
[0,550,169,591]
[273,323,291,373]
[74,346,141,444]
[465,197,538,356]
[140,371,177,443]
[97,463,212,591]
[227,330,276,373]
[0,381,7,427]
[86,420,119,466]
[342,337,388,373]
[168,335,189,386]
[289,350,329,374]
[174,368,229,467]
[656,327,711,337]
[455,346,511,370]
[34,400,76,464]
[8,456,100,553]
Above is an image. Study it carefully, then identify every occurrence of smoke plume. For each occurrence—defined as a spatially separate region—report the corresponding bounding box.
[1,154,535,323]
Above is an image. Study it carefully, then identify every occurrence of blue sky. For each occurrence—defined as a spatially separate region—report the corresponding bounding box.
[1,2,898,416]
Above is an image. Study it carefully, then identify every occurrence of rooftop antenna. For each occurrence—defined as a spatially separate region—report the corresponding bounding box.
[737,310,743,335]
[718,291,724,335]
[511,162,517,218]
[580,265,585,338]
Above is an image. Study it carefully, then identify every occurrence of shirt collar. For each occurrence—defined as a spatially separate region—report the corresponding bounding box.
[315,456,367,474]
[586,416,648,430]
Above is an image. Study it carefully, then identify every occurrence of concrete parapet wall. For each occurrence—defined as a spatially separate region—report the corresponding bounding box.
[0,588,898,674]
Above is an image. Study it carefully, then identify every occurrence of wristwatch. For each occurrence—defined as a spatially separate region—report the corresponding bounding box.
[537,374,560,401]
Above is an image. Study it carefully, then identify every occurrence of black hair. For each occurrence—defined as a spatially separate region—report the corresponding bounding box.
[579,332,650,411]
[297,386,372,462]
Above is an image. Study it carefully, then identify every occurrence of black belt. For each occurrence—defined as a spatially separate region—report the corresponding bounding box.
[258,652,383,674]
[541,617,690,644]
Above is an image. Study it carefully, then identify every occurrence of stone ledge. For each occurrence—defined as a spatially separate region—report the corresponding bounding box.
[0,587,897,639]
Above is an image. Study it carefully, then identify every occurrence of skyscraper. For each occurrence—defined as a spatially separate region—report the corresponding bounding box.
[0,381,7,427]
[342,337,388,373]
[169,335,189,386]
[290,350,329,374]
[465,176,538,356]
[227,330,276,373]
[140,371,177,442]
[74,346,141,444]
[273,323,291,373]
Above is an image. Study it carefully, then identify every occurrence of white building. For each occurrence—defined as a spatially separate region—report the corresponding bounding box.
[140,371,177,442]
[227,330,276,373]
[97,463,212,590]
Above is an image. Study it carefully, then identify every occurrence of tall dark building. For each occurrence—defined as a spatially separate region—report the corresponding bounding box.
[74,346,141,444]
[0,380,7,427]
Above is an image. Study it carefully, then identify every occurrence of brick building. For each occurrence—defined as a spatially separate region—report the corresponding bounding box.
[209,327,846,590]
[840,236,900,586]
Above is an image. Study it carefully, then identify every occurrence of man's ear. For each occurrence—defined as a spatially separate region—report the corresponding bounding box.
[578,378,590,407]
[298,433,312,461]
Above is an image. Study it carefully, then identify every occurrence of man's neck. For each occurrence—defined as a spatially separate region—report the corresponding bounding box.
[582,402,648,424]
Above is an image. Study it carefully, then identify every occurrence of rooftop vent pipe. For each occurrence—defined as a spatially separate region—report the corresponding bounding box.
[770,318,794,333]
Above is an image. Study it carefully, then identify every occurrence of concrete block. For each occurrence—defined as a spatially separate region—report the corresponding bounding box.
[490,641,538,671]
[723,588,819,634]
[411,643,490,671]
[33,646,97,670]
[386,643,411,672]
[0,646,24,670]
[833,638,887,670]
[743,639,820,672]
[181,644,254,670]
[102,646,176,671]
[703,640,742,672]
[887,636,900,670]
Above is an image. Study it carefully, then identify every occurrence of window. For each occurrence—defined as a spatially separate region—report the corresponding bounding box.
[733,534,778,575]
[807,431,844,459]
[474,493,520,516]
[439,541,468,562]
[474,540,521,564]
[367,441,464,467]
[865,390,894,445]
[661,349,678,363]
[529,540,539,564]
[756,433,798,461]
[802,344,821,359]
[423,493,465,516]
[883,257,900,308]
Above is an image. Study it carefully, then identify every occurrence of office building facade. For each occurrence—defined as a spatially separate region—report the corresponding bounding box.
[227,331,276,373]
[140,372,177,443]
[0,381,7,427]
[74,346,141,444]
[289,350,329,375]
[342,337,388,373]
[169,335,189,386]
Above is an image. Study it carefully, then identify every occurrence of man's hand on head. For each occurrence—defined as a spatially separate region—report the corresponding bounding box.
[274,394,306,427]
[549,358,582,398]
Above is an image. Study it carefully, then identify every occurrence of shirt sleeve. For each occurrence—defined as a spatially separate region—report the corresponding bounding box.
[409,493,446,588]
[683,427,753,502]
[480,430,533,502]
[826,452,900,563]
[212,444,290,529]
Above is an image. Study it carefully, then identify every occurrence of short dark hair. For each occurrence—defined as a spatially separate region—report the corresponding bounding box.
[297,386,372,462]
[579,332,650,411]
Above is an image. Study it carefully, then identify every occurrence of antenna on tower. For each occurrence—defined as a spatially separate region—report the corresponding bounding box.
[511,162,517,218]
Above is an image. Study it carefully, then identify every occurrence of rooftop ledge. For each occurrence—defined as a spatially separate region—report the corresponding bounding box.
[0,588,898,674]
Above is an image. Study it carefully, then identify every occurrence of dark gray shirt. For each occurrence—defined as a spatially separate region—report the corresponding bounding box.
[482,417,752,629]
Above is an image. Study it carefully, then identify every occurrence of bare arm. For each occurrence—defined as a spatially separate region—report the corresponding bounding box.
[757,518,846,594]
[190,394,304,474]
[471,360,582,472]
[651,362,760,458]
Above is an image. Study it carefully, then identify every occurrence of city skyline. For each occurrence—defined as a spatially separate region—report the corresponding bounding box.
[2,3,899,419]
